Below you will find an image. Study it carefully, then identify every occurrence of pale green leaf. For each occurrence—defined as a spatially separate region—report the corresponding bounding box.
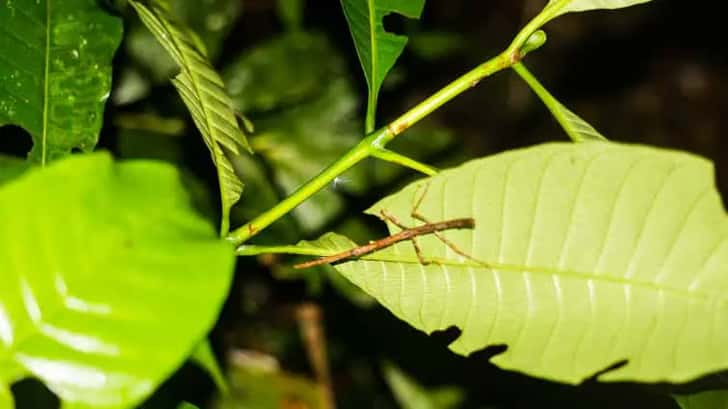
[340,0,425,129]
[129,0,251,236]
[513,63,606,142]
[545,0,653,22]
[330,142,728,384]
[383,362,464,409]
[178,403,200,409]
[0,153,234,408]
[0,0,122,164]
[676,391,728,409]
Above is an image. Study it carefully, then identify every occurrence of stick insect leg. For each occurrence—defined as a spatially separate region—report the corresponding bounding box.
[379,210,430,265]
[410,184,485,265]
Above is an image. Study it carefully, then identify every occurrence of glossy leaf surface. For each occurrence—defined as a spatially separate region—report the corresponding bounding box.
[326,142,728,384]
[0,0,122,164]
[129,0,251,235]
[339,0,425,126]
[0,153,234,408]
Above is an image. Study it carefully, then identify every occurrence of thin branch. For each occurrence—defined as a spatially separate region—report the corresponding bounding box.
[296,303,336,409]
[370,148,438,176]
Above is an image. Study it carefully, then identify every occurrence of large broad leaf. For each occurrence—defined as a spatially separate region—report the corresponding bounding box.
[339,0,425,129]
[324,142,728,384]
[676,391,728,409]
[0,0,121,165]
[544,0,653,22]
[0,153,234,408]
[129,0,251,236]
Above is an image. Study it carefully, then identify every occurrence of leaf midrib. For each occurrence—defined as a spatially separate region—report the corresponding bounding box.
[367,0,377,91]
[345,254,727,303]
[41,0,50,166]
[153,7,233,209]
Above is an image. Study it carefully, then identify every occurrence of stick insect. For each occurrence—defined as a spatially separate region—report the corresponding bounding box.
[294,183,484,269]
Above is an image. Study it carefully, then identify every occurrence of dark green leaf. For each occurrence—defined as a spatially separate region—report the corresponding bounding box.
[383,362,464,409]
[0,155,29,185]
[339,0,425,126]
[215,351,323,409]
[277,0,304,31]
[129,0,251,236]
[124,0,242,86]
[408,31,466,61]
[676,391,728,409]
[251,79,360,232]
[223,32,346,113]
[0,0,122,164]
[0,153,234,408]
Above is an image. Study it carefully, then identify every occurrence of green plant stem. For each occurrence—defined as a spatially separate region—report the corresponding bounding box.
[365,93,377,134]
[237,244,333,257]
[227,9,555,246]
[512,63,570,136]
[370,148,438,176]
[228,135,376,244]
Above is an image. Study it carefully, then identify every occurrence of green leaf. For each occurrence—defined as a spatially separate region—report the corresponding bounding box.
[190,340,229,394]
[0,155,29,186]
[676,391,728,409]
[383,362,464,409]
[129,0,251,236]
[250,78,361,233]
[124,0,242,86]
[339,0,425,130]
[513,63,607,142]
[0,0,122,164]
[329,142,728,384]
[277,0,304,31]
[223,32,346,113]
[0,384,12,409]
[215,352,323,409]
[544,0,653,22]
[0,153,234,408]
[178,403,200,409]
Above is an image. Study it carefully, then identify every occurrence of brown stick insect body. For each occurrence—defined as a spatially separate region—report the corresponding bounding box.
[294,215,475,269]
[294,183,484,269]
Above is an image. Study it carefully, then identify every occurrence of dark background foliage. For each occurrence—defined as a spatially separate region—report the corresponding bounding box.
[4,0,726,408]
